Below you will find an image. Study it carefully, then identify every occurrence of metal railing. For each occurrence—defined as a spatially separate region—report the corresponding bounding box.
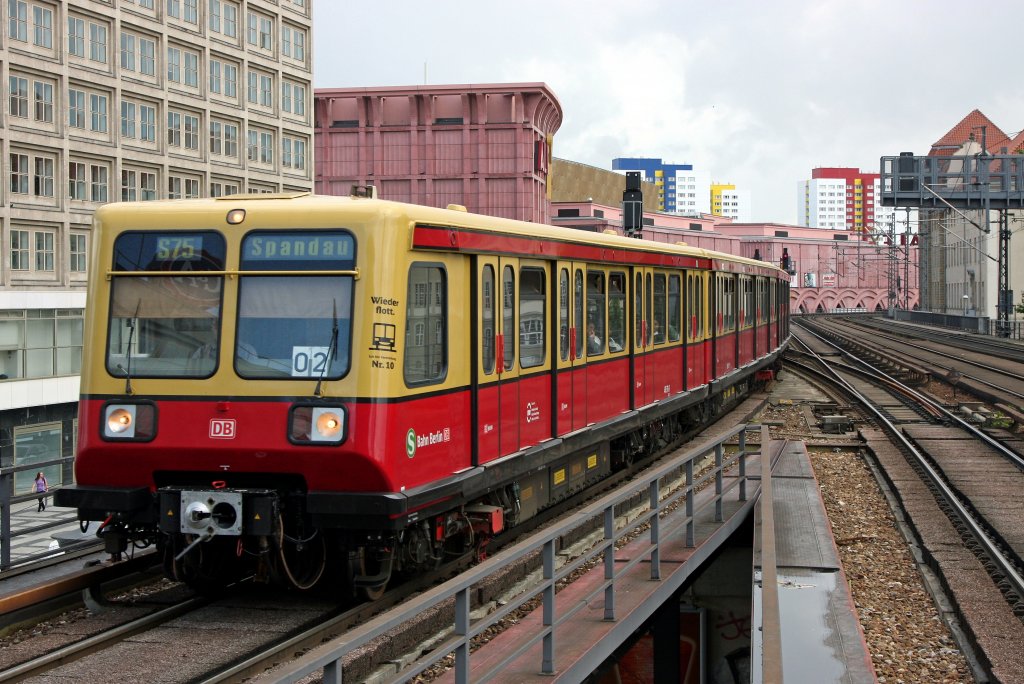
[0,455,81,571]
[273,423,760,684]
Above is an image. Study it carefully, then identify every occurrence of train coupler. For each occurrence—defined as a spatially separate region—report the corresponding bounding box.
[158,488,277,537]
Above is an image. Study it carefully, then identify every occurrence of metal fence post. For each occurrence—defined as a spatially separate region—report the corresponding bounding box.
[542,538,556,674]
[455,586,470,684]
[685,459,694,547]
[323,660,342,684]
[714,444,724,522]
[604,507,615,620]
[649,479,660,580]
[738,428,747,502]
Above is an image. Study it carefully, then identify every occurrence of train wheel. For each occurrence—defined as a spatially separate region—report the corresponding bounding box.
[351,546,392,601]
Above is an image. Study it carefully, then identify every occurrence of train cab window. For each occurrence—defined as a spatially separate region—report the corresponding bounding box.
[519,267,545,368]
[586,270,605,355]
[559,268,569,361]
[482,265,495,374]
[106,231,226,379]
[608,272,626,353]
[236,231,355,380]
[573,269,584,359]
[653,274,666,344]
[502,265,515,372]
[668,274,681,342]
[404,264,447,385]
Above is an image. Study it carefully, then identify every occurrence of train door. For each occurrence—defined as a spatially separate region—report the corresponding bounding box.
[630,269,655,407]
[475,256,519,462]
[517,262,551,447]
[648,271,670,402]
[555,261,587,434]
[686,271,709,388]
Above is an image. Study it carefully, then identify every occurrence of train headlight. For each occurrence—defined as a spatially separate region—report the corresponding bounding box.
[103,403,157,440]
[290,405,345,444]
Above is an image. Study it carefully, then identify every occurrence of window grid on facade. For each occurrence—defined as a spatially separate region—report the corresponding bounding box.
[10,229,30,270]
[69,161,86,199]
[34,231,54,271]
[31,4,51,48]
[9,76,27,118]
[88,21,106,63]
[69,234,86,272]
[9,0,27,42]
[67,16,84,56]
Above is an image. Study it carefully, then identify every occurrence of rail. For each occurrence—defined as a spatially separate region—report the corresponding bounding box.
[272,423,760,684]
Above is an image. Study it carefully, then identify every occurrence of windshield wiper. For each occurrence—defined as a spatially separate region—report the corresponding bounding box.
[116,300,140,395]
[314,299,338,398]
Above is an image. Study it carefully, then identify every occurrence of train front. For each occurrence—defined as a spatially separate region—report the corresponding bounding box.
[56,197,373,591]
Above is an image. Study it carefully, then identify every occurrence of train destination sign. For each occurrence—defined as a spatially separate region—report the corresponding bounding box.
[243,233,354,261]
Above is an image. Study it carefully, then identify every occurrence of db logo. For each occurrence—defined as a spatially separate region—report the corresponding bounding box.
[210,419,236,439]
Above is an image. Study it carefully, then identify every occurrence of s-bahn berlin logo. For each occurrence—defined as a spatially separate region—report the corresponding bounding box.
[406,427,451,458]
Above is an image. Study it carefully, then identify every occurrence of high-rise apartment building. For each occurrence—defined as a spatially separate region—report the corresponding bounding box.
[1,0,313,496]
[611,157,709,215]
[710,182,750,222]
[797,167,896,233]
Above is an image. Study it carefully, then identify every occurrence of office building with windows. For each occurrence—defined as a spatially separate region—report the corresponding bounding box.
[1,0,313,497]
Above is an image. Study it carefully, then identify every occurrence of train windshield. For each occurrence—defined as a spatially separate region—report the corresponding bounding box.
[235,231,355,380]
[106,232,226,378]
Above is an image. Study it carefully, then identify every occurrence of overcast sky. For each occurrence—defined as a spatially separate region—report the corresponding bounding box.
[312,0,1024,225]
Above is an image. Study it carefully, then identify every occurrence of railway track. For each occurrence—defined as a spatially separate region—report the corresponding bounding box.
[788,320,1024,680]
[799,315,1024,412]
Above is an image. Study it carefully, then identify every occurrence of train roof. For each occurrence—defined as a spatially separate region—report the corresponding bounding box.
[95,193,787,278]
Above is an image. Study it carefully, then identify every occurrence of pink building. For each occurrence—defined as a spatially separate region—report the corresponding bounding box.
[553,201,919,313]
[314,83,562,224]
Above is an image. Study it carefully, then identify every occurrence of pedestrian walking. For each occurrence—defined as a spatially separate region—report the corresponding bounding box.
[34,471,48,512]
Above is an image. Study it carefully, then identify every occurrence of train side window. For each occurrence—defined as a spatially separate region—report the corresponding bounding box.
[744,277,754,327]
[503,265,515,372]
[727,276,736,332]
[573,269,584,359]
[559,268,569,361]
[586,270,605,355]
[519,267,545,368]
[697,275,704,338]
[633,272,642,347]
[690,274,699,340]
[608,272,626,353]
[668,274,681,342]
[482,265,495,374]
[653,273,666,344]
[645,273,653,346]
[404,264,447,386]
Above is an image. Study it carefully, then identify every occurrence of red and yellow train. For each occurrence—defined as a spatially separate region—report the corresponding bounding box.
[56,190,790,594]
